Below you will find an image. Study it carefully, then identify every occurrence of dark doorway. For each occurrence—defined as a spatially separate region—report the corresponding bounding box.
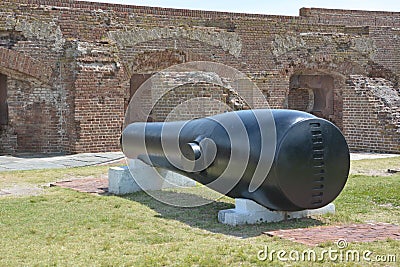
[126,73,153,122]
[288,74,334,122]
[130,73,152,101]
[0,74,8,125]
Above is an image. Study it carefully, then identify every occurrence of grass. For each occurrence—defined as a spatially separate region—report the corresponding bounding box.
[0,157,399,266]
[350,156,400,176]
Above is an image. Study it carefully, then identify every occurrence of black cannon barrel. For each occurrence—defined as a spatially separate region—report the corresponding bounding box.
[122,109,349,211]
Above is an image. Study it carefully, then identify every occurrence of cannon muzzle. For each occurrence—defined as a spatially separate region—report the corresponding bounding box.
[122,109,349,211]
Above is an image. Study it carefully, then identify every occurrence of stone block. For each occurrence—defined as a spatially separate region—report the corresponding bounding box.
[108,159,196,195]
[218,198,335,226]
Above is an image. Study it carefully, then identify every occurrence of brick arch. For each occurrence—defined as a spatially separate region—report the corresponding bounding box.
[116,31,243,80]
[282,57,365,78]
[0,47,53,84]
[124,48,249,124]
[130,49,189,75]
[122,48,218,80]
[108,26,242,60]
[124,46,226,100]
[279,46,400,84]
[281,51,400,126]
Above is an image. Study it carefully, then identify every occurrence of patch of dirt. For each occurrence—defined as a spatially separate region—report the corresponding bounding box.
[0,185,43,197]
[350,169,395,176]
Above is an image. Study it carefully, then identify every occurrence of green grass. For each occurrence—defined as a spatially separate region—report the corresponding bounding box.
[350,156,400,175]
[0,158,399,266]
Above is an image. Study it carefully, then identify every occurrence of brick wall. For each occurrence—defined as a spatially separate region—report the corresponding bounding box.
[300,8,400,27]
[0,0,399,154]
[288,88,312,112]
[343,76,400,153]
[151,83,227,122]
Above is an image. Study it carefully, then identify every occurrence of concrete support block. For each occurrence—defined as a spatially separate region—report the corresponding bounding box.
[218,198,335,226]
[157,168,197,187]
[108,166,142,195]
[108,159,196,195]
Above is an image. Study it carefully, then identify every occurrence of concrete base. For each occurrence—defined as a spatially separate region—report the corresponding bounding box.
[108,159,196,195]
[218,198,335,226]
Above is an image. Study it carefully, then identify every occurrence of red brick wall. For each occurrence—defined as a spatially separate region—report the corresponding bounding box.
[288,89,311,112]
[343,76,400,153]
[0,0,399,154]
[151,83,228,122]
[300,8,400,27]
[73,63,125,152]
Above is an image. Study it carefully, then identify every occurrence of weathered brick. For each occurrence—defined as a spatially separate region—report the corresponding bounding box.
[0,1,399,154]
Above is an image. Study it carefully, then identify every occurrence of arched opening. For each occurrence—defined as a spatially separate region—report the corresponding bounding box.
[126,55,253,125]
[130,73,152,100]
[0,48,59,155]
[288,74,335,123]
[124,49,190,123]
[124,46,245,125]
[0,72,17,155]
[0,73,8,125]
[127,73,154,122]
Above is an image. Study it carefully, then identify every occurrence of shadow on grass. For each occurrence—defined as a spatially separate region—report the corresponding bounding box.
[118,190,325,238]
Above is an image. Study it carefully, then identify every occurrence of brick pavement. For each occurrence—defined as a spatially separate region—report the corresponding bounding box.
[265,223,400,246]
[51,178,108,194]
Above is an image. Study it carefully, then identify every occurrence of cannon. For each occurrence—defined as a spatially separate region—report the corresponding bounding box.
[122,109,349,211]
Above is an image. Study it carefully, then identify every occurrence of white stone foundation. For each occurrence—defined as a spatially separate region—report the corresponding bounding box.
[108,159,196,195]
[218,198,335,226]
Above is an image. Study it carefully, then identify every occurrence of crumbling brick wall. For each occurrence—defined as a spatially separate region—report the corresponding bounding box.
[0,0,399,154]
[343,76,400,153]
